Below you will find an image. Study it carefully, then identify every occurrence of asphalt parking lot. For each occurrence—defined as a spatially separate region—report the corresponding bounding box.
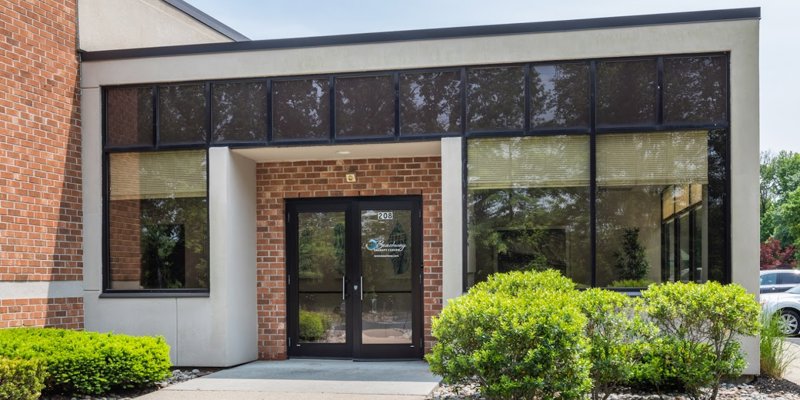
[789,337,800,345]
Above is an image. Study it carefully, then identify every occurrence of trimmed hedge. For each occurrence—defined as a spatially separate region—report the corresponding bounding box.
[0,328,171,395]
[0,357,47,400]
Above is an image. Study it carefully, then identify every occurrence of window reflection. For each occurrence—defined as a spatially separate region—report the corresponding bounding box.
[664,56,727,125]
[531,63,590,129]
[273,79,330,141]
[159,84,207,144]
[335,75,394,138]
[400,71,462,135]
[597,60,657,126]
[108,150,209,290]
[595,131,723,288]
[212,81,267,142]
[106,86,153,147]
[467,136,591,287]
[467,66,525,131]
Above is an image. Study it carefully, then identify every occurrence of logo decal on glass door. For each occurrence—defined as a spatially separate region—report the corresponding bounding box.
[365,238,406,257]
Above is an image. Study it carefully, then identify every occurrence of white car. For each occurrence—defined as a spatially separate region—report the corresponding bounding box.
[761,284,800,336]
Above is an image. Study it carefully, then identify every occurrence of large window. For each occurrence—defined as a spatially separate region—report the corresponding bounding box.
[107,150,209,291]
[468,130,727,289]
[467,136,591,287]
[104,53,730,292]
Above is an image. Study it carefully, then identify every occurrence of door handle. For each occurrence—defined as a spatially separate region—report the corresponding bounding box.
[360,276,364,301]
[342,276,346,300]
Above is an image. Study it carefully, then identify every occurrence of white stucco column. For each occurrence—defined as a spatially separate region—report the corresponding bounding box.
[441,137,464,303]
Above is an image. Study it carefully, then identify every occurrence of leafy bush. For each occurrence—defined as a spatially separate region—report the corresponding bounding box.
[427,270,591,400]
[0,328,171,395]
[299,310,330,341]
[607,279,655,288]
[760,311,795,378]
[471,268,577,295]
[0,357,47,400]
[641,282,760,399]
[579,288,655,400]
[626,337,721,394]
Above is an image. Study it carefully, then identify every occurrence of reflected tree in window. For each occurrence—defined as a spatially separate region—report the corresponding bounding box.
[273,79,330,141]
[467,137,591,287]
[108,150,209,290]
[530,63,590,129]
[335,76,394,138]
[212,81,267,142]
[467,66,525,131]
[159,84,208,144]
[597,60,657,126]
[400,71,462,135]
[664,56,727,124]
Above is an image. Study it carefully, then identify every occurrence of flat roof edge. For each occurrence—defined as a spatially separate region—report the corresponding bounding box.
[81,7,759,62]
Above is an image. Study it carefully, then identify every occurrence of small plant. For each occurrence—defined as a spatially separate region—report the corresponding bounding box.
[427,270,591,400]
[299,310,331,341]
[0,357,47,400]
[614,227,649,281]
[760,311,795,378]
[642,282,760,400]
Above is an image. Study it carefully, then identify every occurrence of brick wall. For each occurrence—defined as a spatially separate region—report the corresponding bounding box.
[0,297,83,329]
[256,157,442,359]
[0,1,82,328]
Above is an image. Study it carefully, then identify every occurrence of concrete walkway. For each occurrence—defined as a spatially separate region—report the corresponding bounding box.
[135,359,441,400]
[785,340,800,386]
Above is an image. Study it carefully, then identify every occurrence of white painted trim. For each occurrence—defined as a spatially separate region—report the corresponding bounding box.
[0,281,84,300]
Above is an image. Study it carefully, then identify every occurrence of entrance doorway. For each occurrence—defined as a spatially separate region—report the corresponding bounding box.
[286,197,423,359]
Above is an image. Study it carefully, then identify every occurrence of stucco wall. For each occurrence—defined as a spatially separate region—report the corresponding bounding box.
[77,0,233,51]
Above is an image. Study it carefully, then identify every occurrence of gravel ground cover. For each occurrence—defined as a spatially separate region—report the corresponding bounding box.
[428,378,800,400]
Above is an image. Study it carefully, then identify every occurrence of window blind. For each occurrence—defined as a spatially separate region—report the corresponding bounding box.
[110,150,207,200]
[468,136,590,189]
[596,131,708,187]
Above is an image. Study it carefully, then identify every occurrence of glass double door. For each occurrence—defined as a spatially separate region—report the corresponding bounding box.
[286,197,422,359]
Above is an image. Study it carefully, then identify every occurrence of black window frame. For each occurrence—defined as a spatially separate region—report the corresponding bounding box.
[101,52,731,296]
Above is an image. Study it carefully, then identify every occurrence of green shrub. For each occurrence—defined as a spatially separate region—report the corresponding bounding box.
[579,288,655,400]
[626,337,720,394]
[0,357,47,400]
[470,268,576,295]
[760,311,795,378]
[427,270,591,400]
[607,279,655,288]
[299,310,330,341]
[0,328,171,395]
[641,282,760,399]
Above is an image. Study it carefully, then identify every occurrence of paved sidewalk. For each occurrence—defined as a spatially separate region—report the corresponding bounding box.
[136,359,441,400]
[785,340,800,386]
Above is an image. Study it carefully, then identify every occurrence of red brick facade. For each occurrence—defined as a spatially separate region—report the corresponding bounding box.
[0,0,82,328]
[0,297,83,329]
[256,157,443,359]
